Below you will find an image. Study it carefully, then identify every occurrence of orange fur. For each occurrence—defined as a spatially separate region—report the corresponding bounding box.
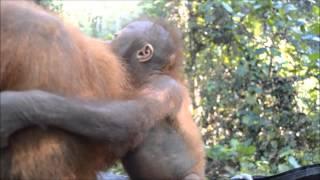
[1,1,128,179]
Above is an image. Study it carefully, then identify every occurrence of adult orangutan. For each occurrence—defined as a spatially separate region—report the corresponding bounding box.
[1,19,206,179]
[0,1,183,179]
[1,1,206,180]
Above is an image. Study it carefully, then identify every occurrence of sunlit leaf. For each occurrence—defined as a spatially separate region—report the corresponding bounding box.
[273,1,283,9]
[236,64,248,77]
[302,34,320,42]
[284,4,297,13]
[278,164,291,172]
[271,48,281,56]
[309,53,320,61]
[242,115,252,125]
[237,145,256,156]
[312,5,320,16]
[221,2,233,14]
[296,19,306,26]
[309,22,320,35]
[255,48,267,55]
[288,156,300,168]
[230,139,239,148]
[246,94,257,105]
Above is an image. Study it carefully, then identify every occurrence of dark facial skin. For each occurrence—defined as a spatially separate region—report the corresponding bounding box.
[0,18,205,180]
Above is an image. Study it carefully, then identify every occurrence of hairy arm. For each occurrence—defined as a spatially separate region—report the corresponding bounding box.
[0,75,182,148]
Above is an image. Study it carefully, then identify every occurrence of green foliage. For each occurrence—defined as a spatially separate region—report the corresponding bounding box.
[140,0,320,178]
[39,1,141,40]
[36,0,63,13]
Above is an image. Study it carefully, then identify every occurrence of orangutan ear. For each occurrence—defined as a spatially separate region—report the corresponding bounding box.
[136,43,154,63]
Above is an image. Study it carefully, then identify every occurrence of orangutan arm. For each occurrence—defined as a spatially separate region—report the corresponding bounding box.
[0,75,182,148]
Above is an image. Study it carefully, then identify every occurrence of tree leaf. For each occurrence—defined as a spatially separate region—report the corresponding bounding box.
[302,34,320,42]
[288,156,300,168]
[284,4,297,13]
[221,2,233,14]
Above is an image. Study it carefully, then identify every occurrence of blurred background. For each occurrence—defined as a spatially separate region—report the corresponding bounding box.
[36,0,319,179]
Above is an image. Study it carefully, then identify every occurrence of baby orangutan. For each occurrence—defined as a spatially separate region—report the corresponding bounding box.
[112,20,206,180]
